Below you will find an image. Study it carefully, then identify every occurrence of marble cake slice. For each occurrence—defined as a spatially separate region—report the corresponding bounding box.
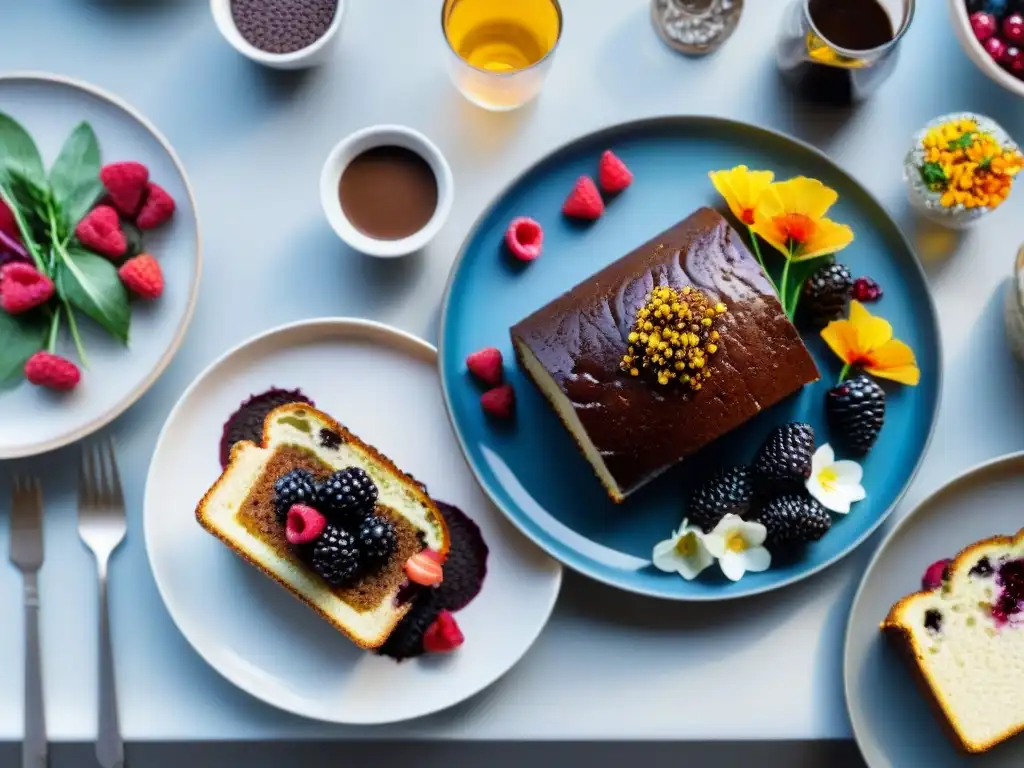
[510,206,820,502]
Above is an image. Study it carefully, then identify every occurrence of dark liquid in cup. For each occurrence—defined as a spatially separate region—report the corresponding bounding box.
[778,0,896,105]
[338,146,438,241]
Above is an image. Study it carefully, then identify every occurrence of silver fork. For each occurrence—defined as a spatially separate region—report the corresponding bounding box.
[10,475,46,768]
[78,441,127,768]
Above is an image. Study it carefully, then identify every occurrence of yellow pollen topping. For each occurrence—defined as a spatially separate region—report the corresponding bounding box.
[619,286,727,391]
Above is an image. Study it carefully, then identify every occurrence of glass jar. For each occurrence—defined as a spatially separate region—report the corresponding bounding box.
[775,0,914,104]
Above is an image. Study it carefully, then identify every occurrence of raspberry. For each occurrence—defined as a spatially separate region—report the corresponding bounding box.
[118,254,164,299]
[0,262,54,315]
[480,384,515,419]
[285,504,327,546]
[598,150,633,194]
[505,217,543,261]
[75,205,126,259]
[465,347,503,387]
[136,183,175,230]
[423,611,464,653]
[922,558,952,591]
[851,277,883,302]
[562,176,604,220]
[100,161,149,217]
[24,351,80,391]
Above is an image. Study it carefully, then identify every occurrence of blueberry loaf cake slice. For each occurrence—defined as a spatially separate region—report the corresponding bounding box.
[882,528,1024,754]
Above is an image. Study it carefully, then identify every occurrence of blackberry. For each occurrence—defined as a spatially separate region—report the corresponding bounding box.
[756,494,832,548]
[753,422,816,491]
[826,374,886,455]
[358,515,398,565]
[687,466,757,532]
[310,524,361,587]
[377,589,440,661]
[316,467,379,521]
[272,469,317,524]
[800,262,853,327]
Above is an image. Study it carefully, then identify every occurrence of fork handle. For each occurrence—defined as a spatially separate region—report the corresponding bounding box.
[95,568,123,768]
[22,573,46,768]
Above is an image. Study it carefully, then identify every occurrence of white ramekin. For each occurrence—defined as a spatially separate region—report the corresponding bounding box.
[319,125,454,259]
[210,0,345,70]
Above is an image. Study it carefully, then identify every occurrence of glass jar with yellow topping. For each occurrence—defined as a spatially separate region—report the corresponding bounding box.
[904,112,1023,229]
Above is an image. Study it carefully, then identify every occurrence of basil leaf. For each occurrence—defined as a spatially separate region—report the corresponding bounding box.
[0,112,44,185]
[57,246,130,344]
[0,310,45,385]
[48,122,102,232]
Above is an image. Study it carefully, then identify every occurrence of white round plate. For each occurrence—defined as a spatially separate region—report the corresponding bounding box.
[144,318,562,725]
[845,452,1024,766]
[0,73,201,458]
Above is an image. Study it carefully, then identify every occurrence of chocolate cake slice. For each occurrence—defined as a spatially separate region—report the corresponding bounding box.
[510,207,820,502]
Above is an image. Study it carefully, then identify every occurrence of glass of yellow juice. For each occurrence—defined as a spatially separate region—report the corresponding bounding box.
[442,0,563,111]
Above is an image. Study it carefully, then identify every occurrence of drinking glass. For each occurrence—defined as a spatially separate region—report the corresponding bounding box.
[442,0,563,111]
[775,0,915,104]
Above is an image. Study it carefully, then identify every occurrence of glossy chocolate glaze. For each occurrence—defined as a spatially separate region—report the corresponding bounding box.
[510,207,820,499]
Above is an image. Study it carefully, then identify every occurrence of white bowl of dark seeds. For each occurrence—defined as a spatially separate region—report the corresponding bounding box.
[211,0,344,69]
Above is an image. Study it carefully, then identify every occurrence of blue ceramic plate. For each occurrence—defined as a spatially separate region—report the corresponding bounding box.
[438,117,941,600]
[0,73,201,459]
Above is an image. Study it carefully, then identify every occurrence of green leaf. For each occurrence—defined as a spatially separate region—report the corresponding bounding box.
[48,122,102,233]
[919,162,947,190]
[0,112,44,184]
[947,131,975,151]
[56,246,130,344]
[784,255,833,316]
[0,310,46,385]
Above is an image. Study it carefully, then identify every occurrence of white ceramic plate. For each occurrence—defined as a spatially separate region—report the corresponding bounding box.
[0,73,201,458]
[845,452,1024,766]
[144,318,562,725]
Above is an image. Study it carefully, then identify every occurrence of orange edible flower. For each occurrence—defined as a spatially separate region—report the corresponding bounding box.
[752,177,854,261]
[820,301,920,386]
[708,166,775,226]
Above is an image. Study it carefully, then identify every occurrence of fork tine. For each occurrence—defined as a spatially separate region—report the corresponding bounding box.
[104,439,124,507]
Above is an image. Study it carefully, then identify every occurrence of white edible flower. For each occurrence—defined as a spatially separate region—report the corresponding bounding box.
[703,514,771,582]
[805,443,865,515]
[652,519,714,581]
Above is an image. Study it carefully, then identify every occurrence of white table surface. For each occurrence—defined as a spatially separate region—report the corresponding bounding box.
[0,0,1022,745]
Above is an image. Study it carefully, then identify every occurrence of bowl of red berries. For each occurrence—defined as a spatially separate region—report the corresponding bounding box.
[951,0,1024,96]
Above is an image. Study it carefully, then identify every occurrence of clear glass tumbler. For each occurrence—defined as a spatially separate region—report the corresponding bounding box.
[442,0,563,112]
[775,0,914,104]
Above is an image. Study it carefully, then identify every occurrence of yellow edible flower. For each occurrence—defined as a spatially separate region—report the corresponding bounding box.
[820,301,920,386]
[708,166,775,226]
[751,177,854,261]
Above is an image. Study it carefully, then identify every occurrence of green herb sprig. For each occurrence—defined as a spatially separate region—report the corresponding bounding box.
[0,112,131,387]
